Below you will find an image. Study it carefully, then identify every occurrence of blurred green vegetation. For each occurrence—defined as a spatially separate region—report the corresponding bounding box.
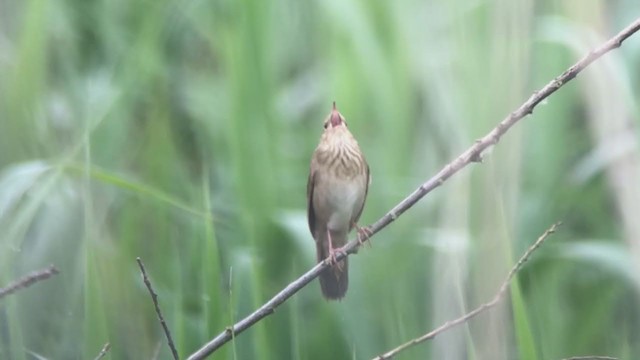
[1,0,640,359]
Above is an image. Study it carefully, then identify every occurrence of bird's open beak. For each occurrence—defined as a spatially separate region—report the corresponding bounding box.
[330,102,343,127]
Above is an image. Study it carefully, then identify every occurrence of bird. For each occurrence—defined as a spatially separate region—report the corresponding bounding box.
[307,102,370,300]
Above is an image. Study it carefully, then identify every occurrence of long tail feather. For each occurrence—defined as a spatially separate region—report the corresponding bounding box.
[316,231,348,300]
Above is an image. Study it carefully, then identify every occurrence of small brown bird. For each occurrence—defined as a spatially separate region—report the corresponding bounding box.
[307,102,370,300]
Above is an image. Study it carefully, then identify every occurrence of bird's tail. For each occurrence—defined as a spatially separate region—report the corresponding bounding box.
[316,231,348,300]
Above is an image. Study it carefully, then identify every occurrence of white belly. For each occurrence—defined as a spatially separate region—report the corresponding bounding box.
[318,177,365,232]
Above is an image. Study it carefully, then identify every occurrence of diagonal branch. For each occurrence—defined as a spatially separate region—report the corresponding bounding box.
[373,222,561,359]
[0,265,59,300]
[187,16,640,360]
[93,342,112,360]
[137,257,179,360]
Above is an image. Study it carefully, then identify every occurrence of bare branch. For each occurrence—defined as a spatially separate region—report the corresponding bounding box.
[0,265,59,300]
[136,257,179,360]
[93,342,111,360]
[187,16,640,360]
[373,222,560,359]
[561,357,618,360]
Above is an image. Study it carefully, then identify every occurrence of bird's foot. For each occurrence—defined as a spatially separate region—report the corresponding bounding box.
[353,223,373,247]
[326,230,346,270]
[328,246,347,270]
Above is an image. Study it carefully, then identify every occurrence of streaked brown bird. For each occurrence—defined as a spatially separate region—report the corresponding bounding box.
[307,102,370,300]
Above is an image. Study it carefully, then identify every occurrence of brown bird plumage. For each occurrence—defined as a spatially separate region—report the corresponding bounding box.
[307,102,370,300]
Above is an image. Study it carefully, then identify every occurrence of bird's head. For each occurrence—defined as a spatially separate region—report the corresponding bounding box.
[323,102,347,130]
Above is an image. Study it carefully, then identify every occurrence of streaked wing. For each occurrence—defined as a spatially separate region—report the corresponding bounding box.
[307,169,317,237]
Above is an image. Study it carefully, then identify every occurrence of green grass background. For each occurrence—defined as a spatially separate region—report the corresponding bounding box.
[1,0,640,359]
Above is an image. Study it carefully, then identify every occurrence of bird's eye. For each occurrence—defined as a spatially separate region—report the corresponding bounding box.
[323,122,329,129]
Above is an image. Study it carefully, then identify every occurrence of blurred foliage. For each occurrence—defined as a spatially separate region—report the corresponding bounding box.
[1,0,640,359]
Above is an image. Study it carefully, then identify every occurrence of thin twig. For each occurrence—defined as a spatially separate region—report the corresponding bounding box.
[0,265,59,300]
[373,222,561,359]
[136,257,179,360]
[93,342,112,360]
[562,357,618,360]
[187,17,640,360]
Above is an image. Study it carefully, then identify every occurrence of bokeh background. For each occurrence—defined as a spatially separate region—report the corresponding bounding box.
[1,0,640,359]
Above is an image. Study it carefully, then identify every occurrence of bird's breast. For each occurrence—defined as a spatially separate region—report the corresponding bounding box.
[313,175,366,232]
